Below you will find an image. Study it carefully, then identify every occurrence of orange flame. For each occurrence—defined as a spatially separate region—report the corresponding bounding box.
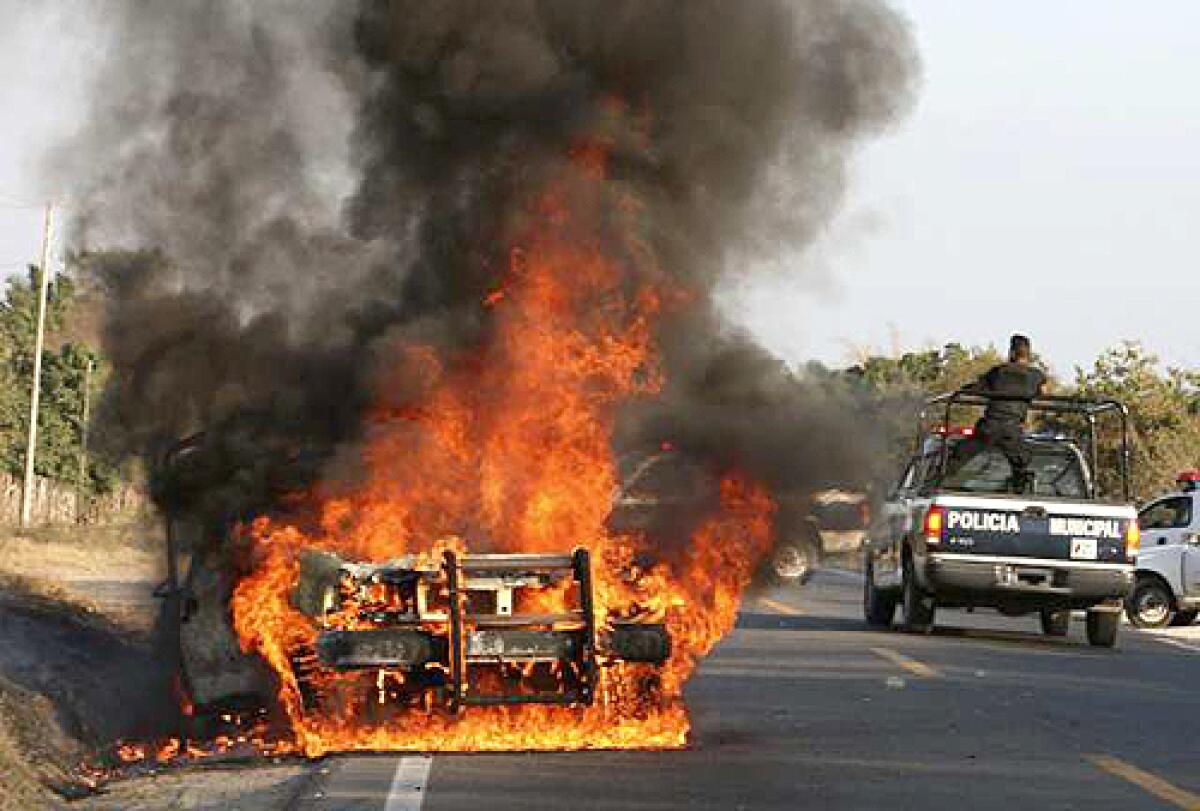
[229,143,775,755]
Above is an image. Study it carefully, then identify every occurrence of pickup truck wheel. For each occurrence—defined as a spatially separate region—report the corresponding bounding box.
[1172,610,1198,627]
[1085,609,1119,648]
[1039,609,1069,637]
[902,557,935,633]
[863,559,897,628]
[1126,577,1174,629]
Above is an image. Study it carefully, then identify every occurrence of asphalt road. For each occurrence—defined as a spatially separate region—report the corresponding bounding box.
[289,570,1200,810]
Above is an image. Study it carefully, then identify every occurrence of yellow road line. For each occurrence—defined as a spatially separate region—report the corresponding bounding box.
[758,597,802,616]
[1086,755,1200,810]
[869,646,941,678]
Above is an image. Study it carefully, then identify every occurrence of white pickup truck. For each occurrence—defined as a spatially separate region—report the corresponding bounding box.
[1125,472,1200,628]
[864,391,1138,647]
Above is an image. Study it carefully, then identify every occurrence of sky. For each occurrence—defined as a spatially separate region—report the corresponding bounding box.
[720,1,1200,378]
[0,4,95,278]
[2,2,1199,380]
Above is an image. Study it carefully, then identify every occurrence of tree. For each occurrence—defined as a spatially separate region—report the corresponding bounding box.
[1074,342,1200,500]
[855,342,1003,394]
[846,343,1009,479]
[0,265,115,493]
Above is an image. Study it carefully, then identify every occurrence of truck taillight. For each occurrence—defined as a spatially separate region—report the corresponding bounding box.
[1124,519,1140,560]
[923,506,945,544]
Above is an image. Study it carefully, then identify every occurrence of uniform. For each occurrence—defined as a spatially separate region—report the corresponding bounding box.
[953,362,1047,492]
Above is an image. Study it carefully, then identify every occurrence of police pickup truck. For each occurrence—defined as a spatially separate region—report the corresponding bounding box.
[864,391,1139,647]
[1125,471,1200,628]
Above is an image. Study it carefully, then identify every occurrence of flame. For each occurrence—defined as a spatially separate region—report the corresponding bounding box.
[228,139,775,755]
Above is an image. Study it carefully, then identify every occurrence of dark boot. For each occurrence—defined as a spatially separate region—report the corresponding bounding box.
[1009,470,1034,495]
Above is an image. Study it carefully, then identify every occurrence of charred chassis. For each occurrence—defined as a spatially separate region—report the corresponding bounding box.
[291,548,670,712]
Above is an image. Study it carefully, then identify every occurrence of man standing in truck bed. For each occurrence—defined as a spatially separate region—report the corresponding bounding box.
[955,334,1049,493]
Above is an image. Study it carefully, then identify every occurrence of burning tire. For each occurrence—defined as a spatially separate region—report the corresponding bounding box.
[607,623,671,664]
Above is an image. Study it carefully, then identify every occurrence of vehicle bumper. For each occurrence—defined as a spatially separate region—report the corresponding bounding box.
[926,553,1134,607]
[818,530,866,554]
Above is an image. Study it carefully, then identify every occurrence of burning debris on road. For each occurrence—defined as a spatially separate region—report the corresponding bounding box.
[54,0,917,760]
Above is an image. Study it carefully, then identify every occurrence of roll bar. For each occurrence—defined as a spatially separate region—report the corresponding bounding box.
[917,390,1132,501]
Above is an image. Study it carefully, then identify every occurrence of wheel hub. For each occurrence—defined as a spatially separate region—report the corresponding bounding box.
[772,545,808,580]
[1136,590,1169,625]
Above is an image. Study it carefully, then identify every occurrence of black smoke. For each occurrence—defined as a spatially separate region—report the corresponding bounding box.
[55,0,918,528]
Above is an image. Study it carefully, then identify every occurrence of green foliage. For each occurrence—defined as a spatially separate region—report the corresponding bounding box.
[847,343,1008,481]
[850,340,1200,502]
[1074,342,1200,500]
[855,342,1004,395]
[0,266,115,493]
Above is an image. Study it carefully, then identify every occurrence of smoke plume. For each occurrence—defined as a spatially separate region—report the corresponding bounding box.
[55,0,918,528]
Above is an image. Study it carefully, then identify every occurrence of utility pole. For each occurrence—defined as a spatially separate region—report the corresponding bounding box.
[76,356,94,521]
[19,203,54,528]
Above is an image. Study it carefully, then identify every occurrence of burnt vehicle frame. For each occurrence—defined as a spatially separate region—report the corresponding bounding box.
[291,547,670,714]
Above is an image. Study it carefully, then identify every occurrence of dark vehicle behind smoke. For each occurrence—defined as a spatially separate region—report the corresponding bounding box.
[610,448,860,587]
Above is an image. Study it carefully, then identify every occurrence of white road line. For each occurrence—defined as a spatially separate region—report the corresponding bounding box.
[1152,636,1200,655]
[385,756,433,811]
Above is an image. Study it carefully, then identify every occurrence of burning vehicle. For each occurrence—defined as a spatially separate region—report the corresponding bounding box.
[163,410,767,756]
[154,160,778,756]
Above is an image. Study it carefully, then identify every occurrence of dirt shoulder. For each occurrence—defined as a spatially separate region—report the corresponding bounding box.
[0,571,125,809]
[0,523,163,634]
[76,763,309,811]
[0,673,73,810]
[0,524,308,809]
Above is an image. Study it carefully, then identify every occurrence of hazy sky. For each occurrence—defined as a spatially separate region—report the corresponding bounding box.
[722,1,1200,378]
[0,4,95,278]
[2,2,1198,379]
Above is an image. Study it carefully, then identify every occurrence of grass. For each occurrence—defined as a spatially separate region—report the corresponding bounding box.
[0,669,81,810]
[0,523,165,807]
[0,520,162,580]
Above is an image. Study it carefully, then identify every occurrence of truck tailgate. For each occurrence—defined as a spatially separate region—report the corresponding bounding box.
[932,494,1135,565]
